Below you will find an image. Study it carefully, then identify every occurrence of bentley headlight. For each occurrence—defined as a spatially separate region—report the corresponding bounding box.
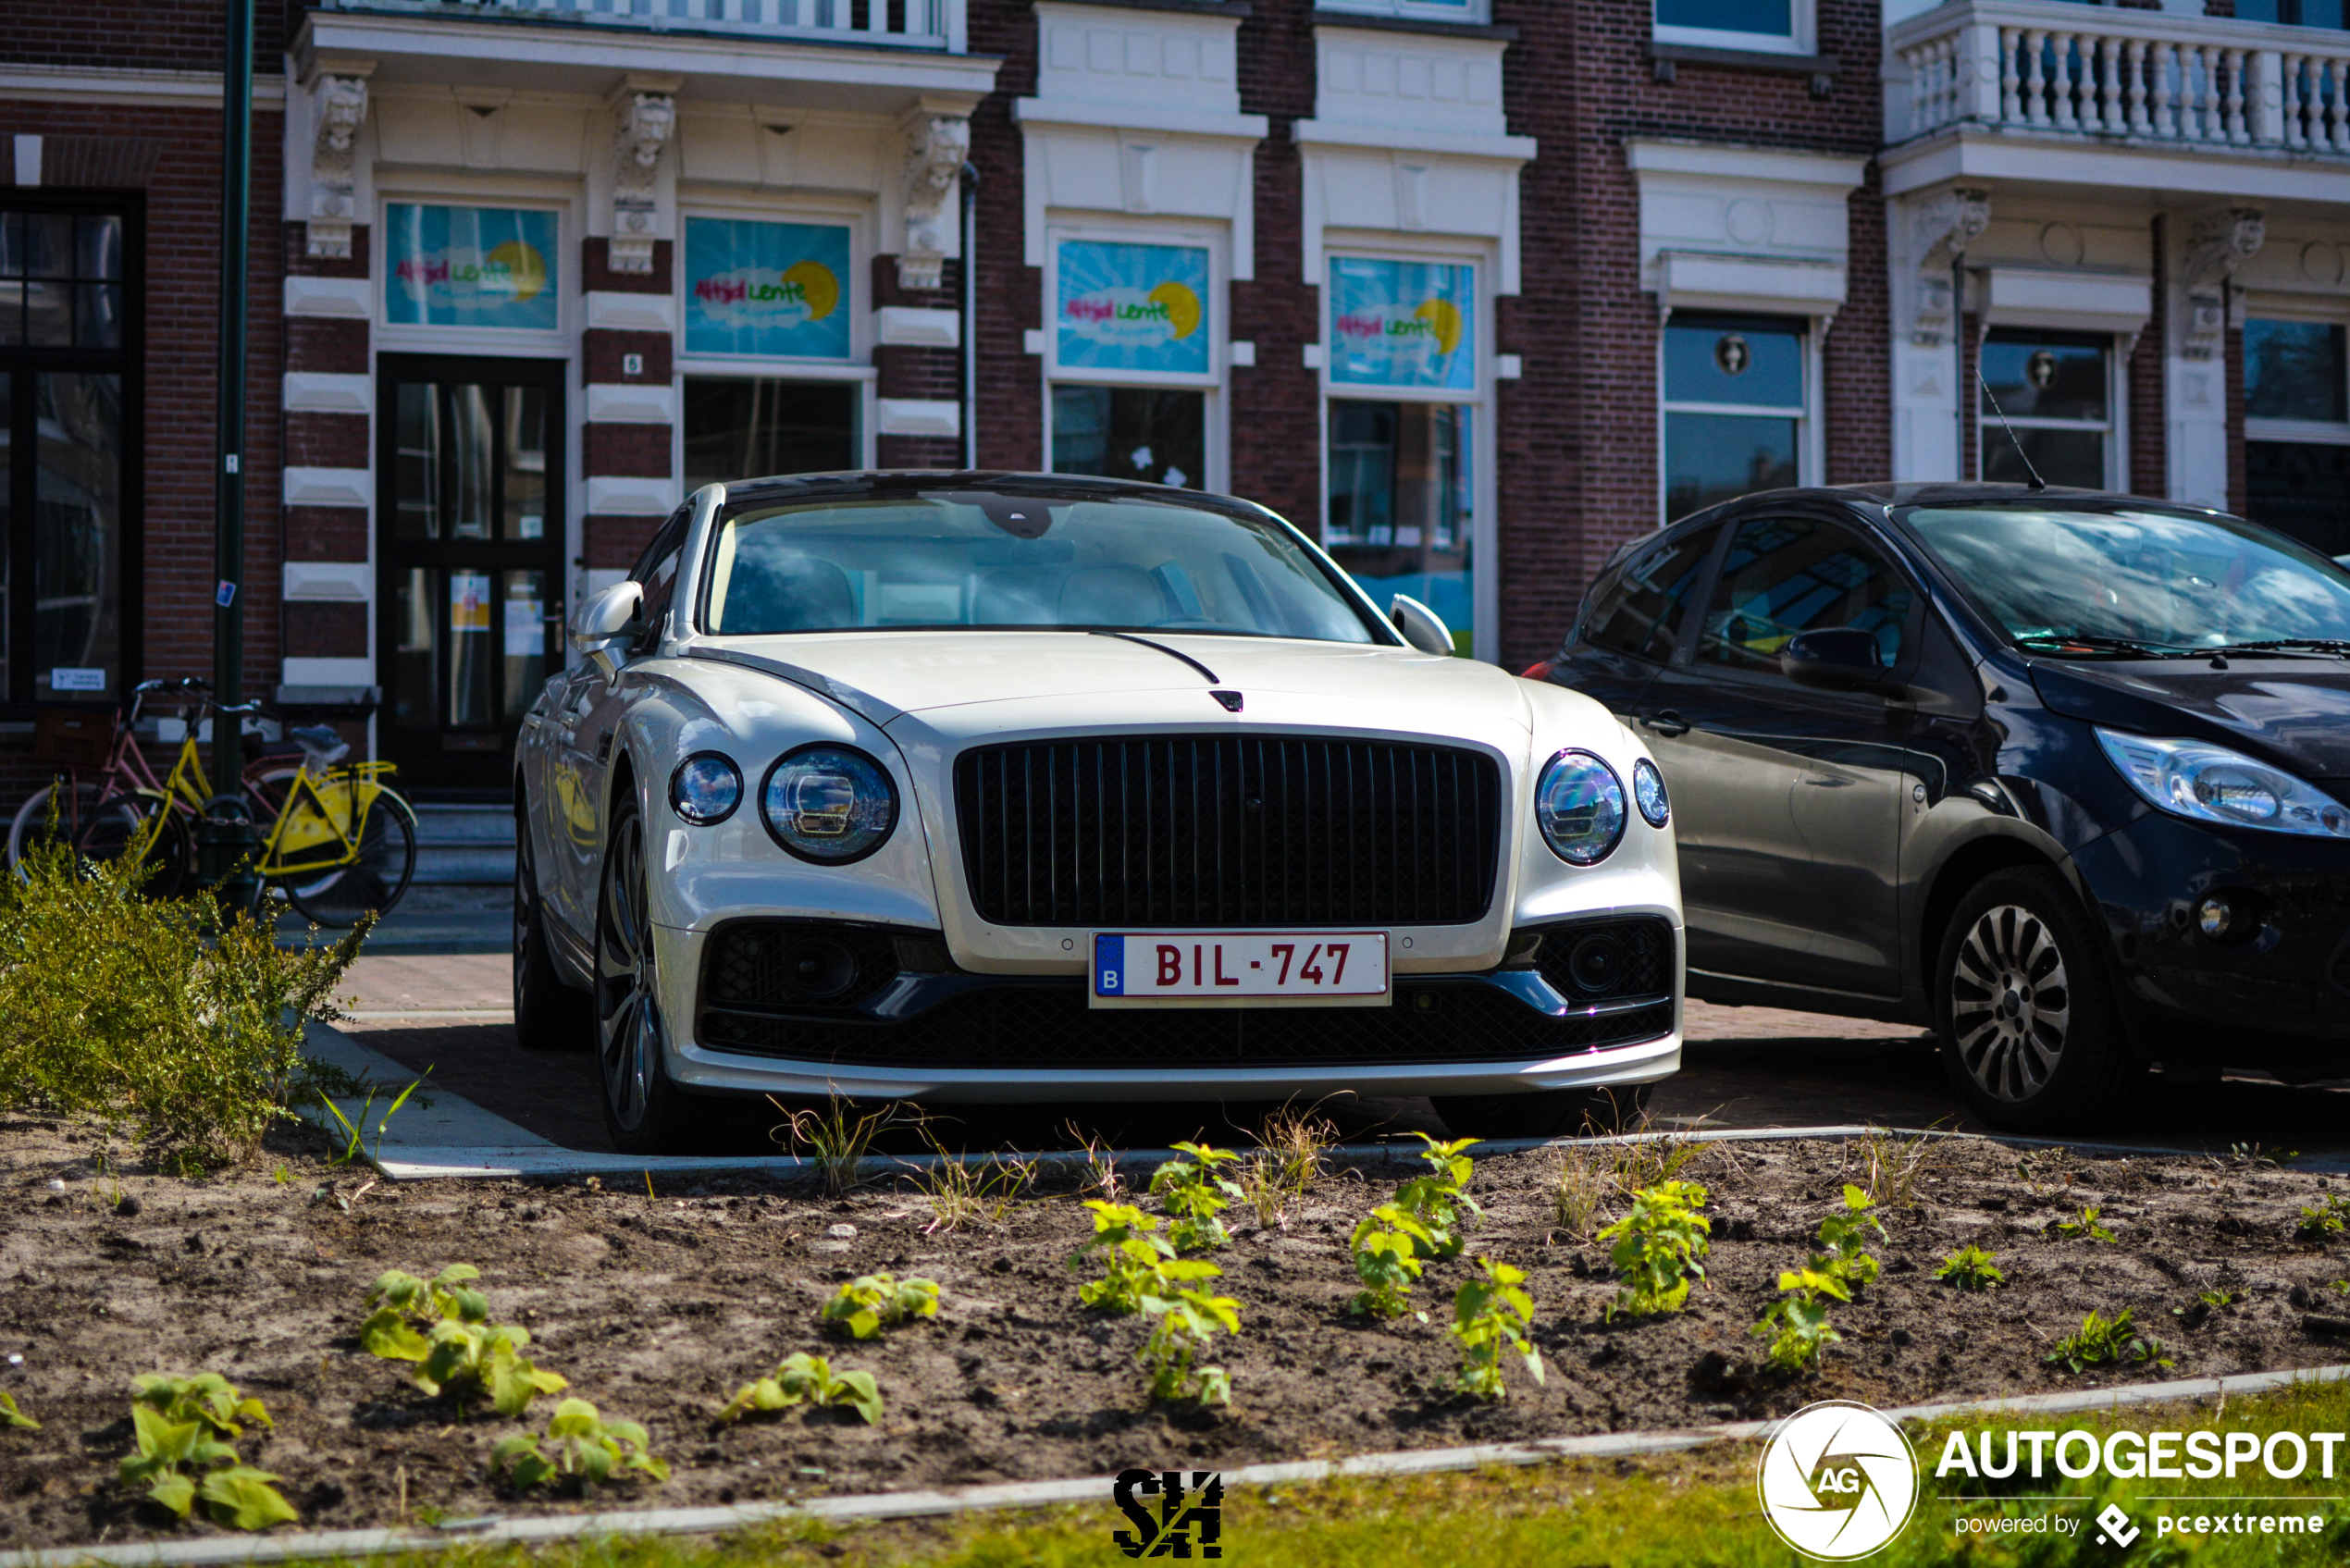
[2096,728,2350,839]
[1536,749,1627,866]
[669,753,742,825]
[1632,758,1671,828]
[761,745,898,863]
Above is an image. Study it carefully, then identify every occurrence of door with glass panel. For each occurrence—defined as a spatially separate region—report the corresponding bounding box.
[377,357,565,792]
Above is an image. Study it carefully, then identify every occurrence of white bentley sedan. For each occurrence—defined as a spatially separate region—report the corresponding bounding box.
[514,474,1683,1154]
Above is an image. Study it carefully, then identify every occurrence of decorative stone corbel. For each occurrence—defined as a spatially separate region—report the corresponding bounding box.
[608,79,679,276]
[1910,186,1990,347]
[899,112,970,291]
[2183,206,2265,362]
[305,66,373,261]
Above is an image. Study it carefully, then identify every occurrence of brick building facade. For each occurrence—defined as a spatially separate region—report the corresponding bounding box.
[1,0,2344,791]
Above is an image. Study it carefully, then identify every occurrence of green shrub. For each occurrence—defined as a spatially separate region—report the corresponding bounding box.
[1394,1134,1484,1259]
[2297,1191,2349,1242]
[2047,1308,2171,1373]
[1348,1204,1437,1319]
[118,1373,297,1531]
[1753,1266,1849,1373]
[1814,1185,1886,1291]
[1148,1142,1243,1253]
[1450,1258,1544,1401]
[822,1273,941,1340]
[493,1398,668,1491]
[1070,1200,1178,1314]
[719,1352,882,1426]
[1934,1245,2005,1291]
[1137,1283,1240,1407]
[0,832,365,1168]
[359,1265,567,1416]
[1596,1179,1710,1320]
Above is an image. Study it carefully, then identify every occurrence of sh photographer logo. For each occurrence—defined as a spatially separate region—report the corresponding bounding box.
[1758,1401,1921,1561]
[1112,1468,1222,1558]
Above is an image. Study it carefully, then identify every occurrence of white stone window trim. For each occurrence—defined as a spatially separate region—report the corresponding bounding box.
[671,197,878,369]
[1651,0,1813,57]
[1973,329,2126,492]
[370,184,581,354]
[1316,239,1499,662]
[1655,309,1827,528]
[1317,0,1492,25]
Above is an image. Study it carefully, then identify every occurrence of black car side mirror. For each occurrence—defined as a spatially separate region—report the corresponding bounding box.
[1781,627,1893,694]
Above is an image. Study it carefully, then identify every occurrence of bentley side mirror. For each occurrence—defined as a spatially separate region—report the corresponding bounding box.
[1390,594,1454,657]
[569,580,643,649]
[1781,626,1894,694]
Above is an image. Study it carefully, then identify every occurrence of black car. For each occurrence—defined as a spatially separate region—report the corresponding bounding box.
[1537,483,2350,1130]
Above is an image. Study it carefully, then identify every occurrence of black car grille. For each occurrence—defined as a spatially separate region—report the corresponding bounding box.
[697,983,1672,1068]
[952,735,1503,928]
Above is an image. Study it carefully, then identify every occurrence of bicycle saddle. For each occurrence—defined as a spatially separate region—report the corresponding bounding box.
[291,724,351,767]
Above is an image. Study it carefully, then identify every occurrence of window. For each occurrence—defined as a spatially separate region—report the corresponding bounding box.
[1977,331,2110,489]
[2232,0,2347,26]
[1699,516,1913,674]
[1664,314,1804,522]
[1654,0,1808,54]
[1050,387,1203,489]
[2244,316,2350,554]
[683,379,858,494]
[1577,525,1720,665]
[1318,0,1489,22]
[0,204,137,706]
[629,512,688,655]
[1322,402,1472,652]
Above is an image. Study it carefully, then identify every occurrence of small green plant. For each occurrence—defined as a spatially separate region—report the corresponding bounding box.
[1137,1281,1240,1407]
[492,1398,669,1491]
[822,1273,941,1340]
[1394,1133,1484,1258]
[0,1391,37,1429]
[1602,1114,1704,1198]
[2174,1287,2240,1327]
[2297,1191,2350,1242]
[118,1374,297,1530]
[1753,1266,1849,1374]
[359,1265,567,1416]
[316,1071,428,1167]
[1149,1141,1244,1253]
[1934,1245,2005,1291]
[2196,1287,2240,1308]
[718,1352,882,1426]
[774,1093,912,1198]
[2052,1204,2118,1244]
[1449,1257,1544,1401]
[907,1128,1035,1234]
[2047,1308,2171,1374]
[1596,1179,1711,1320]
[1071,1200,1177,1313]
[1814,1184,1886,1291]
[1849,1123,1946,1210]
[1551,1147,1612,1241]
[1348,1204,1437,1320]
[1241,1104,1336,1229]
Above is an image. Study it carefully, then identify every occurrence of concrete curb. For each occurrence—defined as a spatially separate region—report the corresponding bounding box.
[6,1364,2344,1568]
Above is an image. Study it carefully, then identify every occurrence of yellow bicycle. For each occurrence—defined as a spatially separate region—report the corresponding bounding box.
[6,679,418,924]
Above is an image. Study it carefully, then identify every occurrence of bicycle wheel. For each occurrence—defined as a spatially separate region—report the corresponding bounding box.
[278,786,418,926]
[80,795,194,898]
[8,779,102,873]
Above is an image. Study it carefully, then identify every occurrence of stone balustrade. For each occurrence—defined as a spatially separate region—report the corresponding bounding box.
[324,0,959,51]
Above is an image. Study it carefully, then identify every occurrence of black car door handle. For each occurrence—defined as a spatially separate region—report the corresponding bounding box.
[1638,709,1691,737]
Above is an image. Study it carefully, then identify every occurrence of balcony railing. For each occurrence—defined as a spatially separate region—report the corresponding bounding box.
[1888,0,2350,154]
[323,0,958,50]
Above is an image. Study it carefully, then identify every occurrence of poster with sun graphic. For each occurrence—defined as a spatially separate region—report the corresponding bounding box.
[1054,240,1211,377]
[684,219,853,360]
[1328,257,1477,393]
[384,205,559,331]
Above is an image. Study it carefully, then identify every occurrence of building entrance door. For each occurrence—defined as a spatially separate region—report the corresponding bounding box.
[377,355,566,794]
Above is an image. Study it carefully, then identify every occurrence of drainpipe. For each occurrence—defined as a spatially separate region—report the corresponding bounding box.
[205,0,258,901]
[961,159,979,471]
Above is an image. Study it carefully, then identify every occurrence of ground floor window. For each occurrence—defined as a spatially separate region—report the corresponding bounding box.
[1048,386,1204,489]
[682,377,858,493]
[1977,329,2109,488]
[1322,399,1472,652]
[2244,316,2350,556]
[2247,442,2350,555]
[1663,313,1804,521]
[0,204,135,705]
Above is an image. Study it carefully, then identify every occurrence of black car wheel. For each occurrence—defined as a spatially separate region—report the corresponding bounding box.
[595,796,694,1154]
[1936,865,2141,1131]
[1432,1082,1653,1141]
[513,804,591,1052]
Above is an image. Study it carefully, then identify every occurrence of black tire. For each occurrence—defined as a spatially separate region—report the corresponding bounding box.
[279,787,419,926]
[1936,865,2142,1132]
[1432,1082,1654,1141]
[9,782,190,897]
[513,805,591,1052]
[595,796,696,1154]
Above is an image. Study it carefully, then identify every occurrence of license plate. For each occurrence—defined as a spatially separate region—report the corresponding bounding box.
[1090,932,1390,1007]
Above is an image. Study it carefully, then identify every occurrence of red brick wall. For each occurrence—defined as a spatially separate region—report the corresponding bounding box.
[969,0,1043,472]
[1229,1,1322,534]
[2227,306,2247,518]
[2130,215,2167,500]
[873,254,966,470]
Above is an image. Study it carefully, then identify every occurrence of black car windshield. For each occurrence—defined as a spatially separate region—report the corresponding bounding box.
[700,493,1382,643]
[1903,505,2350,652]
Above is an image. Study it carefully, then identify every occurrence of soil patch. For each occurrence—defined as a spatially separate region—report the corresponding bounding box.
[3,1119,2347,1549]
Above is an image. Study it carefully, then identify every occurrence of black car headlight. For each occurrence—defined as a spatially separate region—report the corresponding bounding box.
[2096,728,2350,839]
[760,745,899,864]
[1536,748,1626,866]
[1632,758,1671,828]
[669,753,743,825]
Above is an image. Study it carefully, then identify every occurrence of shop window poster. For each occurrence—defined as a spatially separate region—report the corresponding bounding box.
[385,205,559,331]
[684,218,853,360]
[1329,257,1477,393]
[1055,240,1211,377]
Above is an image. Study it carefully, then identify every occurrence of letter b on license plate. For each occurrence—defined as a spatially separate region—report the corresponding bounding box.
[1091,932,1390,1007]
